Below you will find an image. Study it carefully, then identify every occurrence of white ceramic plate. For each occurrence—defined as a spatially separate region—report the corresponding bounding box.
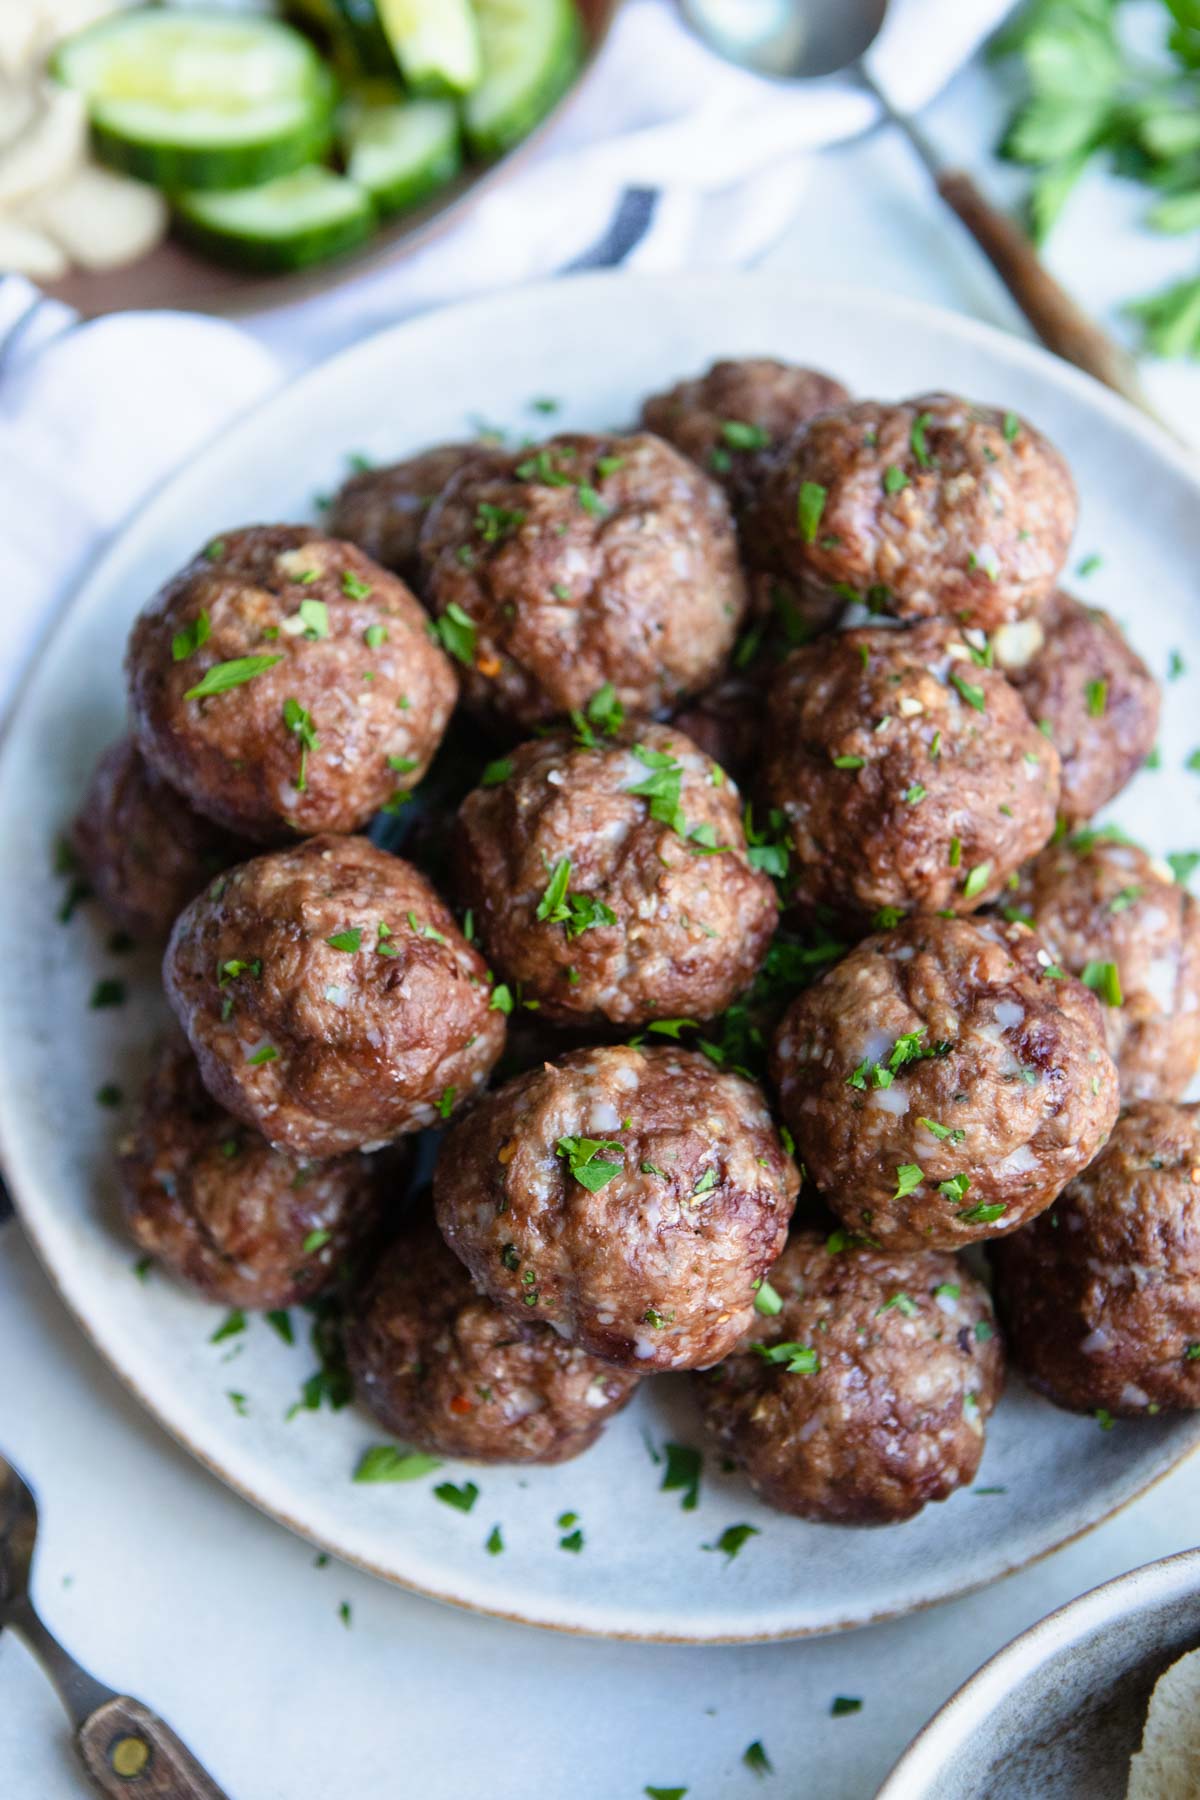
[878,1549,1200,1798]
[2,274,1199,1644]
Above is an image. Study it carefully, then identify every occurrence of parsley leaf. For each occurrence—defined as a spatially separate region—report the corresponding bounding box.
[556,1136,624,1191]
[184,655,282,700]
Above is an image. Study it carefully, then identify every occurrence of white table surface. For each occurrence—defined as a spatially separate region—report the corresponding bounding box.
[4,42,1200,1800]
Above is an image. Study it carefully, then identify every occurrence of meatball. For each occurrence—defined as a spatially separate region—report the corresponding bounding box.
[344,1216,639,1462]
[640,357,849,517]
[993,1102,1200,1417]
[433,1045,799,1371]
[71,736,247,941]
[127,525,458,841]
[327,443,498,592]
[695,1232,1003,1523]
[770,914,1119,1249]
[456,721,777,1026]
[744,393,1076,629]
[118,1041,386,1308]
[761,622,1061,922]
[419,432,747,731]
[164,835,505,1159]
[1007,834,1200,1101]
[997,591,1160,823]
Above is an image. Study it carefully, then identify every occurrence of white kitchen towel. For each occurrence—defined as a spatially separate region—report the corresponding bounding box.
[0,0,1012,711]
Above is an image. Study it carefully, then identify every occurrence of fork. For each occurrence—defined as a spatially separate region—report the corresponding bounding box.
[0,1454,230,1798]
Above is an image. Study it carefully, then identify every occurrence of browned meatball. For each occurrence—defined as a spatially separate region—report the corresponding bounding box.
[127,525,458,841]
[71,736,247,942]
[1007,834,1200,1101]
[695,1232,1003,1523]
[118,1041,387,1307]
[996,592,1160,824]
[456,721,777,1026]
[640,358,849,517]
[761,622,1061,922]
[419,432,747,731]
[433,1045,799,1371]
[164,835,506,1159]
[744,394,1076,629]
[771,915,1120,1249]
[344,1216,639,1462]
[327,443,498,591]
[993,1102,1200,1416]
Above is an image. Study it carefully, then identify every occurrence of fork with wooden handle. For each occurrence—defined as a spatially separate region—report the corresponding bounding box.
[0,1454,230,1799]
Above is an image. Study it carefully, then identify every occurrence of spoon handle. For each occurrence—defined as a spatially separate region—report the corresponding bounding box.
[76,1696,231,1800]
[934,166,1172,431]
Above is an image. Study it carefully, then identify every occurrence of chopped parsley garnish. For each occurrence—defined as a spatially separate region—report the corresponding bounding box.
[660,1442,702,1510]
[246,1044,278,1066]
[933,1282,961,1300]
[486,1525,504,1554]
[475,501,525,543]
[703,1523,759,1561]
[227,1391,248,1416]
[958,1200,1006,1225]
[266,1310,293,1345]
[433,602,476,666]
[295,600,328,641]
[96,1083,122,1108]
[883,465,909,495]
[1108,886,1141,914]
[1081,959,1123,1006]
[577,484,607,517]
[172,610,211,662]
[481,756,513,786]
[644,1789,687,1800]
[282,697,319,792]
[797,481,828,543]
[559,1524,584,1552]
[743,1741,773,1776]
[339,1602,352,1628]
[184,654,282,700]
[204,538,226,561]
[904,783,927,805]
[848,1028,949,1091]
[752,1341,820,1374]
[434,1480,479,1513]
[832,753,865,770]
[133,1256,153,1281]
[210,1309,245,1344]
[556,1136,624,1191]
[916,1116,965,1144]
[1096,1408,1115,1431]
[962,861,992,901]
[1085,677,1108,718]
[534,856,616,938]
[1168,851,1200,886]
[1169,649,1186,681]
[721,419,771,450]
[302,1228,331,1254]
[951,672,986,712]
[89,978,125,1010]
[363,623,388,648]
[1076,553,1103,577]
[626,743,686,834]
[326,928,362,953]
[910,410,934,468]
[893,1163,924,1199]
[937,1173,972,1204]
[831,1697,863,1717]
[876,1292,918,1318]
[754,1280,783,1317]
[1003,411,1021,443]
[436,1086,456,1119]
[406,911,446,943]
[489,984,513,1013]
[354,1445,442,1482]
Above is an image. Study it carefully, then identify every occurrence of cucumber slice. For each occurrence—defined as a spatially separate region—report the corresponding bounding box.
[374,0,482,97]
[464,0,583,161]
[342,95,461,216]
[174,166,374,271]
[51,12,337,192]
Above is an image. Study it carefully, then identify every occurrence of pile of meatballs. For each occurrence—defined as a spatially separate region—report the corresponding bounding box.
[71,354,1200,1531]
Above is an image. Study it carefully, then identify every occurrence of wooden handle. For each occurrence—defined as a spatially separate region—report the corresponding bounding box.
[76,1697,231,1800]
[936,166,1176,435]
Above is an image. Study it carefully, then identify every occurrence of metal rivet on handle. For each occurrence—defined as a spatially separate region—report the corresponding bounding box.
[110,1736,151,1778]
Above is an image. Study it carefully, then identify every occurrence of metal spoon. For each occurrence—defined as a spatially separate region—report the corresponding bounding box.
[677,0,1166,427]
[0,1456,230,1800]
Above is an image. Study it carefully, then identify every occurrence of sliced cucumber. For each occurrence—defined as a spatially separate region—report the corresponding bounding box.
[342,94,461,216]
[51,12,337,192]
[464,0,583,161]
[174,166,374,271]
[375,0,482,96]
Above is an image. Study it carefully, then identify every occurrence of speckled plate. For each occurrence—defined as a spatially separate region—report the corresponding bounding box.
[1,274,1199,1642]
[877,1548,1200,1798]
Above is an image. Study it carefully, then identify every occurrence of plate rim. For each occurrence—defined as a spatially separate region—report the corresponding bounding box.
[5,269,1200,1643]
